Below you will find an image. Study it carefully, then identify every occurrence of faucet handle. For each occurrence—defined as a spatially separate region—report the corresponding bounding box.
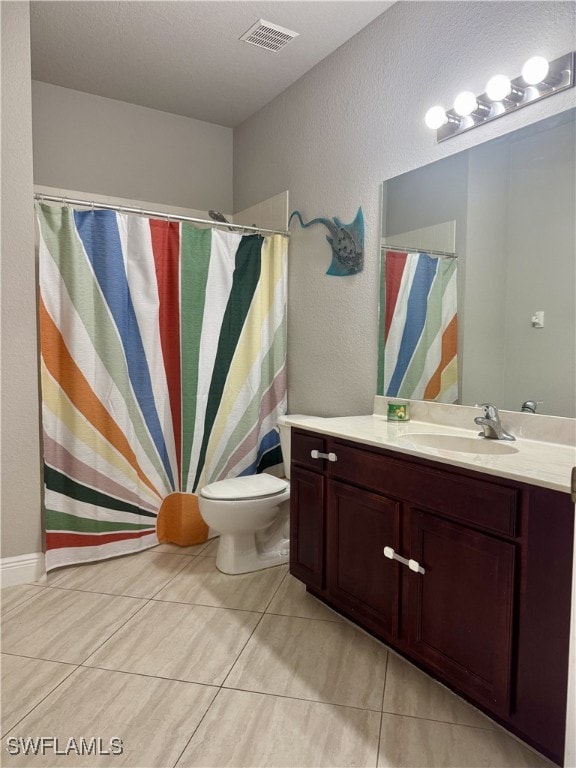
[476,403,499,419]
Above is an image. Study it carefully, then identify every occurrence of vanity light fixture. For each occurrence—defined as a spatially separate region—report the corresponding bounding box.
[453,90,492,118]
[521,55,549,85]
[424,105,459,130]
[425,51,574,142]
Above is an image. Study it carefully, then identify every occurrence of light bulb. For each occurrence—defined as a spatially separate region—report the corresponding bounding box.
[424,105,448,129]
[453,91,478,117]
[486,74,512,101]
[522,55,549,85]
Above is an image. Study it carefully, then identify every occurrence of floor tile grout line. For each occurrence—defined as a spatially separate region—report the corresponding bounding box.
[34,548,190,585]
[262,608,341,623]
[13,583,151,601]
[215,565,290,688]
[36,550,198,597]
[171,688,221,768]
[74,663,221,690]
[149,597,266,614]
[218,684,385,714]
[262,565,290,612]
[218,608,268,689]
[146,554,197,600]
[75,595,155,667]
[74,659,385,716]
[0,662,81,740]
[0,587,48,617]
[378,709,500,732]
[376,710,385,768]
[375,654,388,768]
[170,677,388,768]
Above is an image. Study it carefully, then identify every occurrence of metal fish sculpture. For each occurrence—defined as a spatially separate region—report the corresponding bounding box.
[289,208,364,276]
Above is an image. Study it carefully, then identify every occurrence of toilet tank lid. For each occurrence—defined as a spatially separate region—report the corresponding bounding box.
[200,474,289,501]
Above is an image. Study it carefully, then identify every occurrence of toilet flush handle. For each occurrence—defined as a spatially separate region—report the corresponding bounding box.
[310,450,337,462]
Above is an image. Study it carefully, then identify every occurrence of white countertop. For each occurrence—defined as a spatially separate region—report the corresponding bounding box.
[284,413,576,495]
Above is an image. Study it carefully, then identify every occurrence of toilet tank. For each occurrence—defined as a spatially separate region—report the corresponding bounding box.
[277,415,320,480]
[276,416,292,479]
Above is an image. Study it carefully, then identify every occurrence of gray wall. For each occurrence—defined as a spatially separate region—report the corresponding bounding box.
[234,0,576,416]
[32,81,233,213]
[1,1,43,559]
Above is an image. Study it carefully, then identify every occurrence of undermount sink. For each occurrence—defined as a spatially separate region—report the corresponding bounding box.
[399,433,519,455]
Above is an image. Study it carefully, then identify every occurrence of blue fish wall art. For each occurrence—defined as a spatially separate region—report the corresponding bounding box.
[289,207,364,276]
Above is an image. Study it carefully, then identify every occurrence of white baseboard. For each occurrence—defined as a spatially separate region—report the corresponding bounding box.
[0,552,46,587]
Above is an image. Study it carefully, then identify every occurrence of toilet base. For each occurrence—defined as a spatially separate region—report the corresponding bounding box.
[215,510,290,575]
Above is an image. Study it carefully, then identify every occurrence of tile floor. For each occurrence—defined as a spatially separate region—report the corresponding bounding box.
[1,541,555,767]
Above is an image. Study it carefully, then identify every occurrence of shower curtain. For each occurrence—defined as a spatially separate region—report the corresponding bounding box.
[37,203,288,571]
[377,250,458,403]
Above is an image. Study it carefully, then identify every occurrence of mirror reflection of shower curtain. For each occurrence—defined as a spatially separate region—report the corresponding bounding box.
[37,203,288,571]
[378,250,458,403]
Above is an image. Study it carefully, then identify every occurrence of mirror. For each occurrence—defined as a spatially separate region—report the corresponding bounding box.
[380,108,575,417]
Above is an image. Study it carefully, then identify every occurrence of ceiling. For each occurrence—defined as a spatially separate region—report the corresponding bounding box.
[30,1,394,128]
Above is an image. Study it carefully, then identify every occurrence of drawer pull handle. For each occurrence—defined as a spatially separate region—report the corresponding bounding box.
[383,546,425,575]
[310,450,337,462]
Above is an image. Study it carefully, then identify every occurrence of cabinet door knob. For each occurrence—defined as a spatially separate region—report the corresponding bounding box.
[310,450,338,462]
[383,546,425,575]
[383,546,395,560]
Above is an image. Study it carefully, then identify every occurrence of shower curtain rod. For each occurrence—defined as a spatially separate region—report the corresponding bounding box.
[34,193,290,237]
[381,243,457,259]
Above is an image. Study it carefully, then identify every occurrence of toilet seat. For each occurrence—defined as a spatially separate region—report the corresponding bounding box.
[200,474,289,502]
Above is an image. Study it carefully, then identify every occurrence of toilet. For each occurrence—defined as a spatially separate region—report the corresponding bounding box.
[198,416,294,575]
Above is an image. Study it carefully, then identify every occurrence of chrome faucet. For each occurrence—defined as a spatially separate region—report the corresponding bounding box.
[521,400,542,414]
[474,403,515,441]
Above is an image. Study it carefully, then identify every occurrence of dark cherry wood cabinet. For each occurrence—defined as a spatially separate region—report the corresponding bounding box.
[289,427,574,767]
[404,508,516,714]
[327,481,400,641]
[289,430,328,591]
[289,465,325,590]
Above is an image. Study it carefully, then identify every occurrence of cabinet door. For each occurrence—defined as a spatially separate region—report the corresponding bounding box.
[290,465,325,591]
[327,481,400,641]
[405,509,516,714]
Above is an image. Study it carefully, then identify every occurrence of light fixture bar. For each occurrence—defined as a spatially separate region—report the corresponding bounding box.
[435,51,574,142]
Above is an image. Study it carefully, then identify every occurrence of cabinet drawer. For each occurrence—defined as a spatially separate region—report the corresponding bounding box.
[292,430,327,472]
[331,441,518,537]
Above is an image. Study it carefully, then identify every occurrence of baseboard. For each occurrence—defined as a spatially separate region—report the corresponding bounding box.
[0,552,46,587]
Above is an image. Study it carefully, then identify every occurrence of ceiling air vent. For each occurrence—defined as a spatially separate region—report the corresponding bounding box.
[240,19,299,52]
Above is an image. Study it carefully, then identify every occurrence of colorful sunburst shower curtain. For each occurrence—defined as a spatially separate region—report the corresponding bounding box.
[377,250,458,402]
[37,203,288,571]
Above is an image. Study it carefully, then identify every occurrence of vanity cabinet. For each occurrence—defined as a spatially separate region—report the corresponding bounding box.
[289,432,327,591]
[327,481,400,641]
[404,509,515,713]
[289,428,574,766]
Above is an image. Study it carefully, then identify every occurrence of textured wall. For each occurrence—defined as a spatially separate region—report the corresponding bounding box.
[32,81,233,213]
[1,1,43,558]
[234,1,576,417]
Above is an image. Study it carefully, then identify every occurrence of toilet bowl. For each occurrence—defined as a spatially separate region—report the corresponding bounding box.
[198,417,294,575]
